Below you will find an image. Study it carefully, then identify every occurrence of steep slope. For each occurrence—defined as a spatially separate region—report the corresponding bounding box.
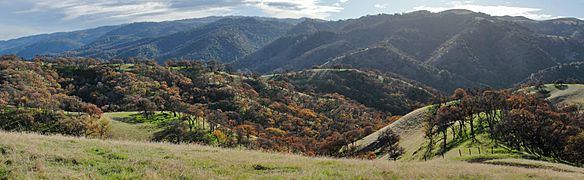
[323,45,483,92]
[235,31,351,72]
[81,18,294,63]
[236,10,584,92]
[526,61,584,83]
[426,18,561,88]
[347,106,431,161]
[266,68,438,115]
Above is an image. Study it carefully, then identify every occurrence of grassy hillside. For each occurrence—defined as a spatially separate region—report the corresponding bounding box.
[535,84,584,107]
[1,132,583,179]
[347,106,430,161]
[352,86,584,163]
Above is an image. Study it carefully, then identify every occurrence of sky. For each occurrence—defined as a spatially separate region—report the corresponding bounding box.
[1,0,583,40]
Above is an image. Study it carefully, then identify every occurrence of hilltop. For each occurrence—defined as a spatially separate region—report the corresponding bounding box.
[1,131,583,179]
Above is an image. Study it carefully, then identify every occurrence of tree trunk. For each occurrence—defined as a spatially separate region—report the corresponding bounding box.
[442,130,447,153]
[470,114,475,139]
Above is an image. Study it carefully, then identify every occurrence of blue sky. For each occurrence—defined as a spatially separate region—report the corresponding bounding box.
[1,0,583,40]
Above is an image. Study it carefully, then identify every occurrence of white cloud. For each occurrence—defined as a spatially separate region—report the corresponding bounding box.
[17,0,341,22]
[374,4,388,9]
[413,1,560,20]
[18,0,241,23]
[243,0,342,19]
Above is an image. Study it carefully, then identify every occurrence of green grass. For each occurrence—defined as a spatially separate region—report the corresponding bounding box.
[1,131,583,179]
[104,111,210,142]
[103,112,159,142]
[542,84,584,107]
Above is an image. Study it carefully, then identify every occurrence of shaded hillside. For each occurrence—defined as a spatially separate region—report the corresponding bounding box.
[74,18,294,63]
[266,68,438,115]
[236,10,584,92]
[527,62,584,83]
[425,18,562,88]
[235,31,351,72]
[323,45,483,92]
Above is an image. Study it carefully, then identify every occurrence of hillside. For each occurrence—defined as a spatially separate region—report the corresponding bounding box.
[236,10,584,92]
[0,17,216,58]
[347,106,431,161]
[322,45,484,92]
[1,131,583,179]
[0,16,299,61]
[530,84,584,107]
[527,62,584,84]
[0,56,407,157]
[73,18,295,63]
[266,68,438,115]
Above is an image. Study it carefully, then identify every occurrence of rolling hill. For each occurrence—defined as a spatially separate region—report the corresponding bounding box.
[352,83,584,162]
[266,68,438,115]
[530,84,584,108]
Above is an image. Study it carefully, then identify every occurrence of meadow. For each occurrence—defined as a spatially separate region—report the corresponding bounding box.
[1,131,584,179]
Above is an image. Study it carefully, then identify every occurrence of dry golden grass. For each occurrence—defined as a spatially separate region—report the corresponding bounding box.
[1,131,583,179]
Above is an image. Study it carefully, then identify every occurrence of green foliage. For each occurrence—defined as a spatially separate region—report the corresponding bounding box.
[128,112,179,127]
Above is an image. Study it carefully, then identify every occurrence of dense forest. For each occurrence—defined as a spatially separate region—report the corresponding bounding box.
[0,55,430,157]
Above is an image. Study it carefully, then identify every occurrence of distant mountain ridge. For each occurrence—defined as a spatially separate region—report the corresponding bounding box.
[71,17,296,63]
[2,10,584,92]
[236,10,584,91]
[0,16,303,60]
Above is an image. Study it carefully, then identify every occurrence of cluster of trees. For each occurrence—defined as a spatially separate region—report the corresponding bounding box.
[0,55,403,157]
[0,57,106,137]
[425,88,584,165]
[270,68,437,115]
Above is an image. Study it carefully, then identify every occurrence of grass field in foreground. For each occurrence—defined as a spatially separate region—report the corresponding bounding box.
[1,132,583,179]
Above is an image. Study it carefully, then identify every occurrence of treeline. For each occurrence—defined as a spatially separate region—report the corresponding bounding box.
[425,88,584,165]
[0,55,404,157]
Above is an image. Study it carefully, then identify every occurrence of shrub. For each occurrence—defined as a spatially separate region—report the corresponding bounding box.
[0,107,109,137]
